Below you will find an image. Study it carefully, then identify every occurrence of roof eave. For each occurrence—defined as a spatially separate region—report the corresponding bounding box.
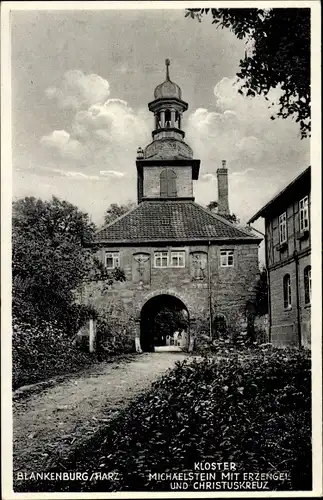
[91,236,262,246]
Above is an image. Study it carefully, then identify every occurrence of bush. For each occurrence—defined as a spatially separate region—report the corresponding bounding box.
[39,346,311,493]
[96,314,135,355]
[12,319,96,389]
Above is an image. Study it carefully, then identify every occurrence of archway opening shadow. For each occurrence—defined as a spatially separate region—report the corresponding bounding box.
[140,294,189,352]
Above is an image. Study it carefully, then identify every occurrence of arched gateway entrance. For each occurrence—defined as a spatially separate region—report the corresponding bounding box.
[140,294,189,352]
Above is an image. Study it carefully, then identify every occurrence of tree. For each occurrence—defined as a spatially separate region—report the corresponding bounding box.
[104,202,136,226]
[154,307,188,338]
[186,8,310,138]
[12,196,124,330]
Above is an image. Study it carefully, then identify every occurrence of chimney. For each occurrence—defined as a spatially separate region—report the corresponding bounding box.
[216,160,229,215]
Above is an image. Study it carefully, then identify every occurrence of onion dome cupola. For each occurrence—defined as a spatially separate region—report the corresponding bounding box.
[144,59,192,160]
[136,59,200,204]
[154,58,182,100]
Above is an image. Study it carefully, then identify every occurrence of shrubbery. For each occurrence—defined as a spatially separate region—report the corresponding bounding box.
[12,319,97,389]
[95,314,135,355]
[65,346,310,492]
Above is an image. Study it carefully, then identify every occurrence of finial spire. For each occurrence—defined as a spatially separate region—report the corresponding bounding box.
[165,58,170,80]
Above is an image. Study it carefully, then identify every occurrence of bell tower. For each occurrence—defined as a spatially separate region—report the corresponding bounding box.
[136,60,200,203]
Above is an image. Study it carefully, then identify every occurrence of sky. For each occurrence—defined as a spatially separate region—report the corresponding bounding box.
[12,8,310,230]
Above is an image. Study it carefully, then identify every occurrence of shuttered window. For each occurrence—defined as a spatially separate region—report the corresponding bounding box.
[160,169,177,198]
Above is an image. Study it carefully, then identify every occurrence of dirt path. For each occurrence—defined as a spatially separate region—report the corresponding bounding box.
[13,351,187,474]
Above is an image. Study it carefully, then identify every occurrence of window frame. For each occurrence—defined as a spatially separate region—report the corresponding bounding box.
[283,274,292,309]
[304,265,311,305]
[105,251,120,270]
[154,251,169,268]
[220,250,234,267]
[278,211,287,244]
[170,250,185,268]
[299,196,309,232]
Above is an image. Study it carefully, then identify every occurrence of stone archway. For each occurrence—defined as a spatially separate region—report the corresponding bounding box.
[139,293,189,352]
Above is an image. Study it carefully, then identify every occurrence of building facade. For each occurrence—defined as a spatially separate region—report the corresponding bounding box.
[85,61,261,351]
[249,167,311,348]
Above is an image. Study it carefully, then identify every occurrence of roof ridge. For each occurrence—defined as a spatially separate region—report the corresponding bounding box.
[191,201,258,239]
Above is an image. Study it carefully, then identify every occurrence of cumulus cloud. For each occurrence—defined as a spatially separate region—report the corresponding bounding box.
[45,70,111,110]
[188,77,309,221]
[38,71,309,226]
[40,130,92,164]
[187,77,307,170]
[41,72,151,179]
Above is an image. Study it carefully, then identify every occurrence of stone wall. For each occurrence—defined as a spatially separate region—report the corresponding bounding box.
[81,241,260,349]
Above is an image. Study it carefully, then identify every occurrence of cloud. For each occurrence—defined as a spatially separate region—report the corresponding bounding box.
[188,77,309,222]
[41,73,151,178]
[45,70,111,110]
[231,167,256,177]
[40,130,91,164]
[37,72,309,226]
[50,168,100,181]
[100,170,125,178]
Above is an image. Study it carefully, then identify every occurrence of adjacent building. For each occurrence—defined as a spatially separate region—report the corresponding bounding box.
[248,166,311,348]
[84,60,261,351]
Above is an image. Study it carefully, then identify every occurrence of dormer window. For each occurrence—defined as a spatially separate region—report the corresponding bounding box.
[160,169,177,198]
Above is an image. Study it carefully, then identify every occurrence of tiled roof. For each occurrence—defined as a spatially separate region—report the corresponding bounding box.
[95,201,260,244]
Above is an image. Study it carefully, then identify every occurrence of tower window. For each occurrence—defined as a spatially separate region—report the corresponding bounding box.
[164,109,171,128]
[160,169,177,198]
[283,274,291,309]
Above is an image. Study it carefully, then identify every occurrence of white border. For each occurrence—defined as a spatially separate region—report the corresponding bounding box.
[1,1,322,499]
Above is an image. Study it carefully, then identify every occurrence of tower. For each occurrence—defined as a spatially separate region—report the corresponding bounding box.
[136,59,200,203]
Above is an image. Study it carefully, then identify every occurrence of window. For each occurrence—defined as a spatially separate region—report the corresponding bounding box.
[279,212,287,244]
[170,251,185,268]
[304,266,311,305]
[160,169,177,198]
[165,109,171,128]
[154,251,169,268]
[220,250,234,267]
[299,196,309,231]
[105,251,120,269]
[283,274,291,309]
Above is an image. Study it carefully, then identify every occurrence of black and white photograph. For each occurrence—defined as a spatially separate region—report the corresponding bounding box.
[1,1,322,498]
